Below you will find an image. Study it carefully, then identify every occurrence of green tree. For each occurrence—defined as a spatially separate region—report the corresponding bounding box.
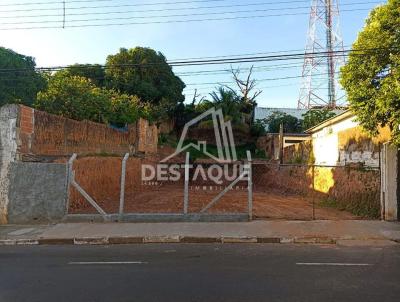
[302,109,337,130]
[264,112,302,133]
[0,47,46,106]
[250,120,266,137]
[66,64,105,87]
[109,92,141,127]
[340,0,400,144]
[35,71,141,126]
[209,87,242,124]
[35,71,111,123]
[105,47,185,116]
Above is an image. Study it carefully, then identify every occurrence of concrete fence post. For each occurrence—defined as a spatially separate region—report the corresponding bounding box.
[246,151,253,221]
[380,143,398,221]
[66,153,77,214]
[119,153,130,218]
[184,152,190,215]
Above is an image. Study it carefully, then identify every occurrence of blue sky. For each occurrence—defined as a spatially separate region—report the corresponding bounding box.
[0,0,384,107]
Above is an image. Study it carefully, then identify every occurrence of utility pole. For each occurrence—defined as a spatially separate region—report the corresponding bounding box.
[298,0,346,109]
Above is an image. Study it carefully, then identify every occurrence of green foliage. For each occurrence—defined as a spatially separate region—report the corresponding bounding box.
[36,71,110,123]
[35,71,141,126]
[109,92,141,127]
[302,109,337,130]
[105,47,185,118]
[232,122,250,134]
[176,81,261,135]
[209,87,242,124]
[320,197,380,219]
[340,0,400,144]
[0,47,46,106]
[65,64,105,87]
[158,133,168,146]
[254,148,268,159]
[250,120,267,137]
[195,99,214,113]
[264,111,302,133]
[197,119,215,129]
[174,98,213,133]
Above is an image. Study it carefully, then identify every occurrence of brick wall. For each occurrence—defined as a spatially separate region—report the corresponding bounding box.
[16,105,158,161]
[136,118,158,154]
[256,134,280,160]
[68,156,167,214]
[283,140,313,164]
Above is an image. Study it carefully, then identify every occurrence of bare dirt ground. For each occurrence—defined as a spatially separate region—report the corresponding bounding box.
[70,185,357,220]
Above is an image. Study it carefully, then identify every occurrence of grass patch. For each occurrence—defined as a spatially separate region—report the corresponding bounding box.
[319,197,380,219]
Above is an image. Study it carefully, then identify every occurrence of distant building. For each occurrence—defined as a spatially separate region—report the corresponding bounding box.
[254,106,344,131]
[254,107,309,131]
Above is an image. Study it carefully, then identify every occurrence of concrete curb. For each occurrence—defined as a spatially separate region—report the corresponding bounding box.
[1,236,398,246]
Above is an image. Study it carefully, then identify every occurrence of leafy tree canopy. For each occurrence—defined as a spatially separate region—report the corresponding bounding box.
[105,47,185,115]
[302,109,337,130]
[264,112,303,133]
[0,47,46,107]
[209,87,242,124]
[35,70,141,126]
[65,64,105,87]
[340,0,400,144]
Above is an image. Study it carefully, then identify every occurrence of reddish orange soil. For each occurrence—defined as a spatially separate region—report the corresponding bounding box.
[69,185,356,220]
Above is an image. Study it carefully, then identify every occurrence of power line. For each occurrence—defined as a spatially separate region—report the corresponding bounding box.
[183,83,297,97]
[0,0,380,19]
[169,46,351,61]
[183,82,329,95]
[0,50,352,73]
[0,7,317,25]
[0,0,227,12]
[0,7,376,30]
[0,0,316,18]
[167,47,391,66]
[0,47,396,74]
[0,0,112,6]
[0,2,378,26]
[176,64,305,77]
[184,72,341,86]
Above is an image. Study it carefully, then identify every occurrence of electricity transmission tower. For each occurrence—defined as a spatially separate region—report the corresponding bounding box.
[297,0,346,109]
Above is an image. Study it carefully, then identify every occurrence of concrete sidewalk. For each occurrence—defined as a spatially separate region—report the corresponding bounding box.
[1,220,400,246]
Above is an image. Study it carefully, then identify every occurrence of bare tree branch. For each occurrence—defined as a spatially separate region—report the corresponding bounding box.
[191,89,205,105]
[230,65,262,103]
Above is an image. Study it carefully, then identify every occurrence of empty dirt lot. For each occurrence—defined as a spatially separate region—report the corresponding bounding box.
[69,185,356,220]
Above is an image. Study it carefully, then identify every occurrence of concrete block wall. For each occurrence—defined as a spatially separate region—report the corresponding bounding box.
[381,143,398,221]
[0,105,19,224]
[7,162,67,224]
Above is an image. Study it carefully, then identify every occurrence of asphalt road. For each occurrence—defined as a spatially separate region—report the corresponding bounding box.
[0,244,399,302]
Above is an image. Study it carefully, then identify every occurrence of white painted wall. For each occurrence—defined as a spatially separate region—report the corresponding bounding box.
[312,117,359,166]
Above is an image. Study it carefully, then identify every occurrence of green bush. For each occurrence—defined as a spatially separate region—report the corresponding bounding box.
[250,120,266,137]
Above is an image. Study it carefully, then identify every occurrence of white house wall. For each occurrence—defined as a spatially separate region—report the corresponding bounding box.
[312,117,359,166]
